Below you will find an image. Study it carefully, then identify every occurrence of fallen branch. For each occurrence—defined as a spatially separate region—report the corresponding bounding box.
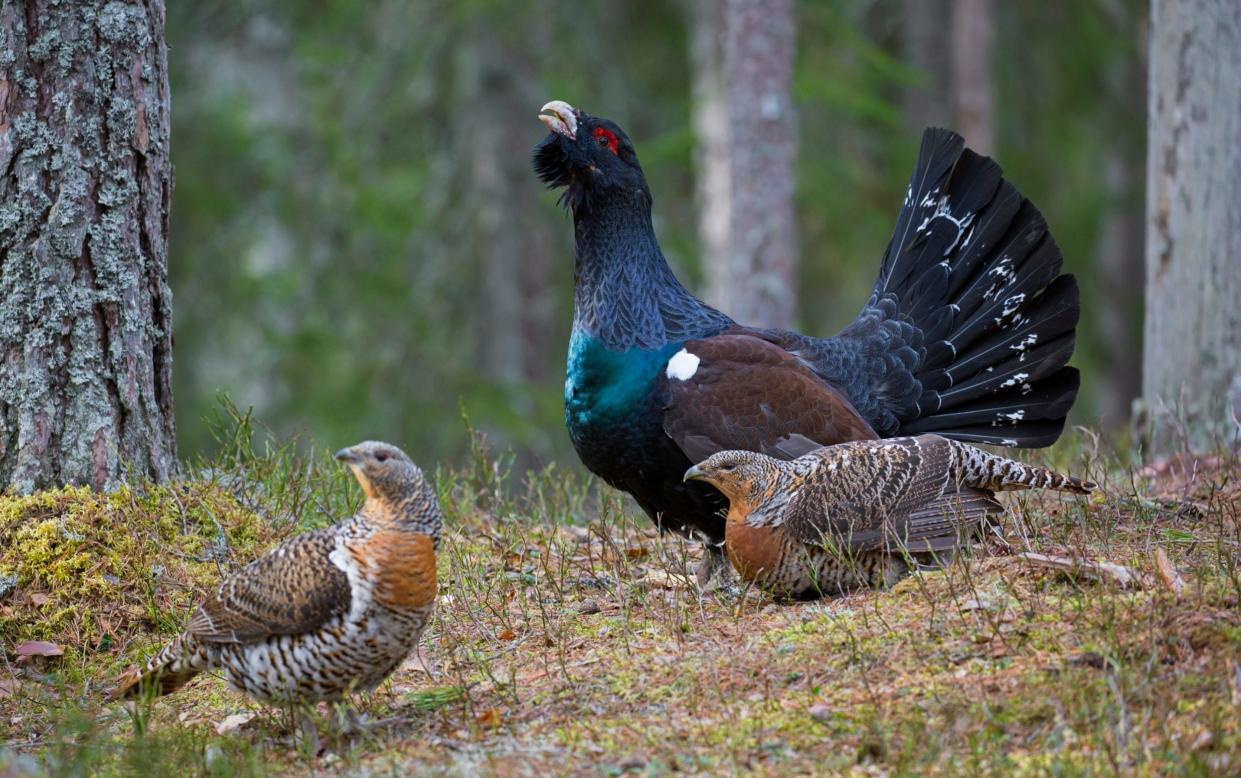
[1017,552,1151,590]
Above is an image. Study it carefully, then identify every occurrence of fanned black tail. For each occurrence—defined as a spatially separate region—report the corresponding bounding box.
[833,128,1079,447]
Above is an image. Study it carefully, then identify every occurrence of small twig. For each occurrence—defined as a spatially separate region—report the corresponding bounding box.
[1017,551,1151,590]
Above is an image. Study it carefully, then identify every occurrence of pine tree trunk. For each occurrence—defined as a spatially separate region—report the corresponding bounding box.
[1143,0,1241,455]
[950,0,996,154]
[0,1,176,493]
[692,0,797,330]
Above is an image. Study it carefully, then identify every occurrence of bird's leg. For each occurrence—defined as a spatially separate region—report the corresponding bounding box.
[334,701,405,736]
[695,542,739,595]
[294,707,321,756]
[336,705,368,734]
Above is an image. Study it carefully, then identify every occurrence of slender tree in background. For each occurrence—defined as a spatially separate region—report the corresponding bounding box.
[950,0,995,154]
[469,24,556,388]
[902,0,951,133]
[692,0,797,329]
[0,1,175,493]
[1095,8,1146,431]
[1143,0,1241,454]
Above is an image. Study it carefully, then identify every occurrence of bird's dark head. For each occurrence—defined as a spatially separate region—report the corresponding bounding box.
[335,441,442,539]
[532,100,649,212]
[684,451,783,507]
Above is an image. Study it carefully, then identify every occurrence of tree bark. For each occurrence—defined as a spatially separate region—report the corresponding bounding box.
[1143,0,1241,455]
[0,0,176,493]
[950,0,996,154]
[692,0,797,330]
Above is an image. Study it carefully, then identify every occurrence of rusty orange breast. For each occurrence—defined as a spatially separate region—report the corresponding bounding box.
[724,506,784,585]
[355,530,438,611]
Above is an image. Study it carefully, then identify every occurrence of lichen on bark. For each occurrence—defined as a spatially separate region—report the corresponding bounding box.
[0,1,175,493]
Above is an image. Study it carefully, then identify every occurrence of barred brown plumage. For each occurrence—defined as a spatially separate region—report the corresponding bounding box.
[108,441,442,706]
[685,434,1093,600]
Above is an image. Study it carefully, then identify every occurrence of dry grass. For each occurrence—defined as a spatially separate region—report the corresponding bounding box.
[2,421,1239,776]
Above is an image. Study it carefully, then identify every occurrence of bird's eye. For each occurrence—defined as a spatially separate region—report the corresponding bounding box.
[592,127,619,156]
[721,463,736,472]
[375,451,390,463]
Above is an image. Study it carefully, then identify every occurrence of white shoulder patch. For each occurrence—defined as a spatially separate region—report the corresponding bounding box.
[665,348,701,381]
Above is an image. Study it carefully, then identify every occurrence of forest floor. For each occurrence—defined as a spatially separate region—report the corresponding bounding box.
[2,416,1240,776]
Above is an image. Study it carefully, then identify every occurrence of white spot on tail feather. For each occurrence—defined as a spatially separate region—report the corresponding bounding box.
[1000,372,1030,388]
[1000,293,1026,318]
[666,349,701,381]
[1010,333,1038,352]
[914,193,976,255]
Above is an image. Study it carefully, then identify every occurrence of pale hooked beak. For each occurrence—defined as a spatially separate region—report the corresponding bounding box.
[539,100,578,140]
[683,464,706,483]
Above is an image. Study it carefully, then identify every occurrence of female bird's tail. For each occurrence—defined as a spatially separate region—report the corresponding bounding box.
[946,437,1094,494]
[107,635,213,700]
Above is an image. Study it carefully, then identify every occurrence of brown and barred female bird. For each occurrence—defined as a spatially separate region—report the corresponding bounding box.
[684,434,1092,600]
[110,441,441,706]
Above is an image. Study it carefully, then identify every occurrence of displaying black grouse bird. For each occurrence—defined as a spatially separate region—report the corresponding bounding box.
[532,100,1079,584]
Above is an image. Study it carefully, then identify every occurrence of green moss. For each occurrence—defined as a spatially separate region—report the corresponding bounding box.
[0,482,282,657]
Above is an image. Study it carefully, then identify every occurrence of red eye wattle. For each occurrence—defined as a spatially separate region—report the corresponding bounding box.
[592,127,619,155]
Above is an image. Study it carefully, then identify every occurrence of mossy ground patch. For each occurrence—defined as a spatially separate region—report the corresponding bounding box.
[2,430,1239,776]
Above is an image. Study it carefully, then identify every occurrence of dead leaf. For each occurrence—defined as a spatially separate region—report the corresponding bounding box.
[15,641,64,662]
[0,679,19,698]
[1153,547,1186,597]
[216,712,255,736]
[476,707,502,728]
[29,593,50,607]
[625,547,648,559]
[497,628,516,641]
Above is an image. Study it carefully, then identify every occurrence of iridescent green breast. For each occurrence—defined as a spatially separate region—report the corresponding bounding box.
[564,329,680,431]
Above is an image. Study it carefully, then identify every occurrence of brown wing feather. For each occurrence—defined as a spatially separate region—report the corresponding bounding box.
[187,527,352,643]
[662,334,878,464]
[782,435,997,552]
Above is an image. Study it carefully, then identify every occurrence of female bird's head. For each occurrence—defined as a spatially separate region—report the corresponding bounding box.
[532,100,650,212]
[335,441,441,540]
[684,451,785,508]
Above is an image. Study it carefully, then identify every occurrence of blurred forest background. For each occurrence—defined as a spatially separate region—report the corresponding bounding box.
[165,0,1146,467]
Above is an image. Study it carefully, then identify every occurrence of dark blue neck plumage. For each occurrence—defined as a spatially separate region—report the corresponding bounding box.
[571,194,732,352]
